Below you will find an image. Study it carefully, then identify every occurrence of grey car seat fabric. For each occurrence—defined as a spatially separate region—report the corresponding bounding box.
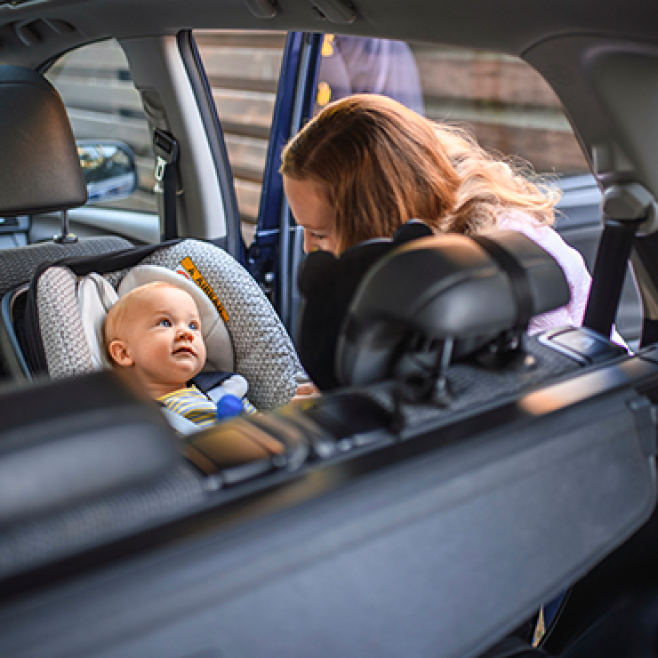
[0,237,134,301]
[37,239,305,410]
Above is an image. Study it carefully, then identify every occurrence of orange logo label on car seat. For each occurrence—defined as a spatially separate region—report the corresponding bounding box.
[176,257,230,323]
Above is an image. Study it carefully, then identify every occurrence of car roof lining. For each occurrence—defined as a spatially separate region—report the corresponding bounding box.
[2,0,658,65]
[3,0,658,198]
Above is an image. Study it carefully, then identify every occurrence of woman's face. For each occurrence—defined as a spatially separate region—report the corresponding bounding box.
[283,176,338,254]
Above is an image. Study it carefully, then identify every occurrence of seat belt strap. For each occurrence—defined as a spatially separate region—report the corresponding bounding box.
[583,219,639,338]
[584,181,657,339]
[153,129,179,241]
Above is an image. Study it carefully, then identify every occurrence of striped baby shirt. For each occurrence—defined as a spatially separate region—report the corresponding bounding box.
[159,385,255,429]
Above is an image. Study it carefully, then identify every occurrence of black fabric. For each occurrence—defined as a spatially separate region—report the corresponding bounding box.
[153,129,179,241]
[23,240,183,375]
[584,219,639,338]
[191,370,235,393]
[162,163,178,241]
[632,232,658,348]
[297,221,433,391]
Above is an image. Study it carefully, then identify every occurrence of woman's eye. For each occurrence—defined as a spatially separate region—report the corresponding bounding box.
[159,319,172,327]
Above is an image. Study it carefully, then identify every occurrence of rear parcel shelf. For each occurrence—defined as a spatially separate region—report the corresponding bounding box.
[0,349,656,658]
[0,370,208,579]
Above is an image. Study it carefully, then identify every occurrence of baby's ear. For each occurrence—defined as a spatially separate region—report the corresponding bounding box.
[108,340,134,368]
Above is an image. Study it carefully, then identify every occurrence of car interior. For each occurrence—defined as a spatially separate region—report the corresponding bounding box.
[1,1,658,657]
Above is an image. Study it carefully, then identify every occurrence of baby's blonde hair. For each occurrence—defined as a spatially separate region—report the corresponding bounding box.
[104,281,184,352]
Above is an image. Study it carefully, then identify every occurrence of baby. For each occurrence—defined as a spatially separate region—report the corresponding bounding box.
[104,281,253,429]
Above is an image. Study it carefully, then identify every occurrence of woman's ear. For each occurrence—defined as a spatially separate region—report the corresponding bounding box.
[108,340,134,368]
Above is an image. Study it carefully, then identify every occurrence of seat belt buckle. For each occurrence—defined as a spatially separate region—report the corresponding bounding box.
[153,129,179,182]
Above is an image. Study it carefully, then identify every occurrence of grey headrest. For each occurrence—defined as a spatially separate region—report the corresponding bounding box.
[336,230,570,386]
[0,65,87,216]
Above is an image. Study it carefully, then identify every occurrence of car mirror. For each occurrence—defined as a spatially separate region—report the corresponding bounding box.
[76,140,138,204]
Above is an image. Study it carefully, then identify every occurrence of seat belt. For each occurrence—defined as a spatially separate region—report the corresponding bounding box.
[153,129,179,242]
[583,182,655,339]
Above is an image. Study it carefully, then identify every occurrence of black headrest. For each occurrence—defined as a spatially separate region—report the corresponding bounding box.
[297,221,434,391]
[335,230,570,387]
[0,66,87,217]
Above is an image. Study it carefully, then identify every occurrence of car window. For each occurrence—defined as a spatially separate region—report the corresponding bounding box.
[314,36,589,177]
[194,30,286,246]
[45,40,156,214]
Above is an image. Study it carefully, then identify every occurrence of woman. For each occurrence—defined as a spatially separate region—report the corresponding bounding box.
[281,93,592,335]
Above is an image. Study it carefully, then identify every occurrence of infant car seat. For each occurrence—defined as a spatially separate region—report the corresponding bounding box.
[10,238,305,411]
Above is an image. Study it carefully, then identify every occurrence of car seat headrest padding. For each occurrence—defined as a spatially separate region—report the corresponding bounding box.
[335,230,570,387]
[39,266,96,378]
[0,66,87,216]
[78,273,119,370]
[117,265,234,372]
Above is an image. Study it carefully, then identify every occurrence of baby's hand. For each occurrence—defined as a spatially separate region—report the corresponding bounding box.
[292,382,321,401]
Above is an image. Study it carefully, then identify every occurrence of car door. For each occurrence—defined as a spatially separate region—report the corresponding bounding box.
[251,33,642,345]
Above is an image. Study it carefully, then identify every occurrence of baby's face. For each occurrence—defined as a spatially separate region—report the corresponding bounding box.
[113,286,207,396]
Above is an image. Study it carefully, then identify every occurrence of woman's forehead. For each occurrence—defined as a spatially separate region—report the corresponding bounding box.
[284,177,335,229]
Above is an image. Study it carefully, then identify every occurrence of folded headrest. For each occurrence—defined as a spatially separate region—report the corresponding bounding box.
[0,65,87,216]
[335,230,570,387]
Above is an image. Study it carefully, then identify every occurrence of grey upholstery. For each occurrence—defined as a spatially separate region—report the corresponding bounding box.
[0,237,133,301]
[0,66,87,216]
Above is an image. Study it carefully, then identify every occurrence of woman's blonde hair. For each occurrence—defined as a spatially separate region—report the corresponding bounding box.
[281,94,560,253]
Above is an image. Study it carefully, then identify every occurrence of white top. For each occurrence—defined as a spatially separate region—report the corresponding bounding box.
[498,211,592,336]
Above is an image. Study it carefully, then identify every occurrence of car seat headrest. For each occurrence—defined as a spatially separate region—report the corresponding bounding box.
[78,265,234,373]
[335,230,570,387]
[0,65,87,216]
[297,220,434,391]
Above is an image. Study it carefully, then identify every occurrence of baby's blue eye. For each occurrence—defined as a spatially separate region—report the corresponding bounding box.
[159,319,172,327]
[189,321,200,331]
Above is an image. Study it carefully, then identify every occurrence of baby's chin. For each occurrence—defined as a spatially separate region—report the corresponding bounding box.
[175,360,205,382]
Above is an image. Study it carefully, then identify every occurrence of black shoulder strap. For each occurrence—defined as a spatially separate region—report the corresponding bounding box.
[191,371,236,394]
